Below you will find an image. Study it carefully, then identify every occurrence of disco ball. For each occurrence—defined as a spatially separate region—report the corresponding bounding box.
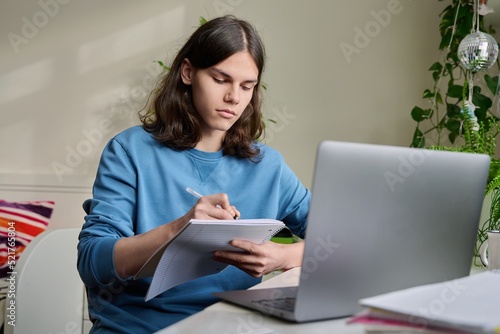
[457,31,499,72]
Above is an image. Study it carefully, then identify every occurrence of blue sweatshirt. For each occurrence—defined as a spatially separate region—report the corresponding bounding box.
[77,126,310,333]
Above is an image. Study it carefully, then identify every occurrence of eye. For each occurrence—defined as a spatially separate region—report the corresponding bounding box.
[241,84,255,91]
[213,77,225,84]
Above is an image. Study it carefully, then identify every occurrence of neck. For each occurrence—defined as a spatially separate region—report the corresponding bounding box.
[195,132,225,152]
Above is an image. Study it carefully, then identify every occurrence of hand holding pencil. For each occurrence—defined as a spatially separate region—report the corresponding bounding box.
[186,187,240,220]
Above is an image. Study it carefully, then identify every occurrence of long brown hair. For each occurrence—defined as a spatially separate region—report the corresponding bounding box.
[141,16,266,159]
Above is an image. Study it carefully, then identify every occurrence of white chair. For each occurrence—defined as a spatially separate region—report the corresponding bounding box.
[4,228,91,334]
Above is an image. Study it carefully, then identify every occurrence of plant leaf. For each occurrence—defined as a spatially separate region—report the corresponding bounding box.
[439,30,452,50]
[411,106,432,122]
[411,128,425,148]
[155,60,170,71]
[448,131,458,144]
[423,89,435,99]
[446,103,461,118]
[433,71,440,81]
[444,62,454,76]
[485,75,499,95]
[445,119,461,136]
[436,91,443,105]
[429,62,443,72]
[447,85,463,99]
[473,92,493,112]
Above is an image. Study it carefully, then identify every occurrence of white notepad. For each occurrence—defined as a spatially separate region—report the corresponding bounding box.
[359,270,500,333]
[135,219,285,301]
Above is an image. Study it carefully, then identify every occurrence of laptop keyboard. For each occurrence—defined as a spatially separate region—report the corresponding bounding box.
[251,297,296,312]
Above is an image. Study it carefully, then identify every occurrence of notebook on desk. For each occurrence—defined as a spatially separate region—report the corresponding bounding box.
[213,141,490,323]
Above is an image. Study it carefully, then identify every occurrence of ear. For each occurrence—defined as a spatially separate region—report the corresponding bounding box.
[180,58,194,85]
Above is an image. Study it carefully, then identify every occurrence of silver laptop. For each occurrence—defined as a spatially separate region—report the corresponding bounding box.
[213,141,490,322]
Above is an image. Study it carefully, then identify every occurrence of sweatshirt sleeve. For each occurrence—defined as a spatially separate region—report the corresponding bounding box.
[77,137,138,287]
[276,153,311,239]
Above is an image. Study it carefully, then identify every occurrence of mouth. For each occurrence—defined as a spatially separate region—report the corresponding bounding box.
[217,109,236,118]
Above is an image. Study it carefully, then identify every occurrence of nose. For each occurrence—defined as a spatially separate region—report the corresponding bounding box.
[224,85,239,105]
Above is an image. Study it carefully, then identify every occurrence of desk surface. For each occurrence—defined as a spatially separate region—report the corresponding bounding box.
[155,267,365,334]
[156,264,487,334]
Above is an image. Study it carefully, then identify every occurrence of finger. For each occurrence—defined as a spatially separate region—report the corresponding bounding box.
[212,241,259,264]
[231,206,241,219]
[229,239,256,253]
[208,193,230,208]
[213,250,267,277]
[213,250,255,265]
[204,193,238,219]
[192,197,231,220]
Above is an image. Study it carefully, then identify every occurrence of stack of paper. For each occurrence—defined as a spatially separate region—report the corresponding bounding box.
[350,270,500,333]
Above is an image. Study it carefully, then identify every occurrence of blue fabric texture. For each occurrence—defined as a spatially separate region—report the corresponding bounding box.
[77,126,310,333]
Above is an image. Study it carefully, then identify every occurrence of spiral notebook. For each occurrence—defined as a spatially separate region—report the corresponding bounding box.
[136,218,285,301]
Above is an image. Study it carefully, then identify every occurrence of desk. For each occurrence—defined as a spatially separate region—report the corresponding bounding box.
[156,264,486,334]
[155,267,365,334]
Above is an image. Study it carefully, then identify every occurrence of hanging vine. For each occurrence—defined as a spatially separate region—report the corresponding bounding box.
[410,0,500,260]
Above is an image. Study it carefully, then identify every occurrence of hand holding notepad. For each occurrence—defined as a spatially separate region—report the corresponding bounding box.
[135,218,285,301]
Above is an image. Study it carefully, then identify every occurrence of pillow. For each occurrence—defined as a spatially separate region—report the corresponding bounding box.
[0,200,54,278]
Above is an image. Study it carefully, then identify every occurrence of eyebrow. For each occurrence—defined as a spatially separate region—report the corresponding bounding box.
[211,67,258,84]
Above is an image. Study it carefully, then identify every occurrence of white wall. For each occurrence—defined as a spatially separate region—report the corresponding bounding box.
[1,0,446,191]
[485,0,500,27]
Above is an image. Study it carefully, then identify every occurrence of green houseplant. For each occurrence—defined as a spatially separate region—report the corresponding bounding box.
[409,0,500,260]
